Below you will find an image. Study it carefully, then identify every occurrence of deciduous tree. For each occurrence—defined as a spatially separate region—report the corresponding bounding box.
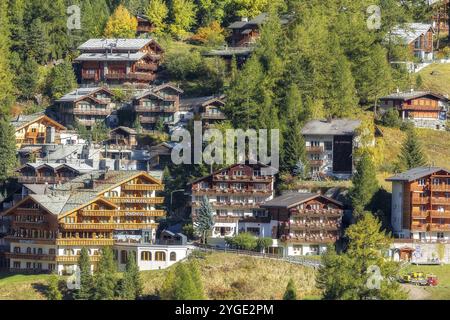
[104,5,138,38]
[145,0,168,35]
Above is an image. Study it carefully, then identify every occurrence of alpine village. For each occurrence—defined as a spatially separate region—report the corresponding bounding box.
[1,0,450,302]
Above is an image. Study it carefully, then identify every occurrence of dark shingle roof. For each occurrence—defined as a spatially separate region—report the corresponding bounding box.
[379,91,448,102]
[261,192,342,209]
[386,167,450,182]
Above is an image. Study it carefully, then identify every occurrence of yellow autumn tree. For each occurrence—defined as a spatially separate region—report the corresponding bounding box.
[104,5,138,38]
[191,21,225,46]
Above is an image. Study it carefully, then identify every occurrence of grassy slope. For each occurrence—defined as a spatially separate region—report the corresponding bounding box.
[141,252,319,300]
[417,63,450,96]
[0,253,319,300]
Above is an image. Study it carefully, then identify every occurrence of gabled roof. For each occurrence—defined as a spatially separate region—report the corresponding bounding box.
[75,52,147,62]
[11,113,66,131]
[56,87,113,103]
[301,119,361,136]
[152,83,184,94]
[379,91,448,102]
[180,95,226,109]
[390,23,434,44]
[386,167,450,182]
[111,126,137,135]
[78,39,154,51]
[261,192,343,209]
[17,162,94,174]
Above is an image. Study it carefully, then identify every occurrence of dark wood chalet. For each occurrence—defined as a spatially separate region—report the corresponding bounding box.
[16,163,94,185]
[379,91,449,130]
[133,83,183,130]
[390,23,434,61]
[75,39,163,85]
[106,127,137,148]
[136,15,154,35]
[180,95,227,128]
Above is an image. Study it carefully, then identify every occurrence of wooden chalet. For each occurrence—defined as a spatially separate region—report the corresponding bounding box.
[379,91,449,130]
[133,83,184,130]
[75,39,163,85]
[11,113,66,149]
[390,23,435,61]
[1,171,165,274]
[55,87,118,129]
[262,193,343,255]
[16,163,94,185]
[136,15,154,35]
[180,95,227,128]
[106,127,138,148]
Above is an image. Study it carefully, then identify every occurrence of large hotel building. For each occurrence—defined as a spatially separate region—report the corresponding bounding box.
[1,170,166,274]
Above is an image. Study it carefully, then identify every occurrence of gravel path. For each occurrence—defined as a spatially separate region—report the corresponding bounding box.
[401,284,431,300]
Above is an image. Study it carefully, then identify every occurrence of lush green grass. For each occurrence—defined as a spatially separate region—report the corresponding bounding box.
[142,252,319,300]
[0,272,53,300]
[417,63,450,96]
[402,264,450,300]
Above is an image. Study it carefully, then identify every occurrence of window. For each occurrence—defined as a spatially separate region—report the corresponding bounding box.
[310,141,320,147]
[216,209,227,216]
[437,232,444,239]
[253,170,261,176]
[433,178,441,185]
[26,262,32,269]
[218,183,227,190]
[38,248,43,255]
[141,251,151,261]
[155,251,166,261]
[13,262,21,269]
[324,141,332,151]
[26,247,31,254]
[170,252,176,261]
[14,247,21,253]
[233,183,243,190]
[418,179,426,186]
[121,250,128,264]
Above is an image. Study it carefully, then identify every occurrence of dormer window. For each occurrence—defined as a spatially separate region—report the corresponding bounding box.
[418,179,426,186]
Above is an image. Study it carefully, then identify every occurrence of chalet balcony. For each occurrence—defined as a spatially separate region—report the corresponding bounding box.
[82,72,97,80]
[290,209,343,217]
[73,108,112,116]
[56,238,114,246]
[80,209,165,217]
[431,197,450,205]
[60,222,158,230]
[431,184,450,192]
[192,188,272,196]
[18,176,72,184]
[139,116,156,124]
[12,221,49,229]
[191,201,261,209]
[15,208,42,215]
[105,72,156,82]
[429,211,450,219]
[135,106,177,113]
[411,211,429,219]
[309,160,324,166]
[122,184,164,191]
[306,146,324,153]
[213,216,240,223]
[411,196,430,204]
[290,223,340,231]
[212,175,272,182]
[108,197,164,204]
[135,62,158,72]
[5,252,56,261]
[429,224,450,232]
[411,223,428,231]
[56,255,101,263]
[76,119,97,126]
[282,234,338,244]
[201,113,227,120]
[4,236,56,244]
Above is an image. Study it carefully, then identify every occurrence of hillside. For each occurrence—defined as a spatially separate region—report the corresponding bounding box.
[0,252,319,300]
[417,63,450,96]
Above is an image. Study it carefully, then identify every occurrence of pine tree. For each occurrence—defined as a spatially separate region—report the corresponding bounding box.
[160,262,204,300]
[46,60,77,100]
[26,18,50,64]
[75,247,93,300]
[350,151,378,218]
[194,196,214,244]
[0,119,17,181]
[317,213,407,300]
[104,4,138,38]
[120,251,143,300]
[145,0,168,35]
[46,273,63,300]
[7,0,26,57]
[168,0,197,39]
[16,58,40,100]
[0,1,15,114]
[94,247,118,300]
[282,119,307,175]
[283,278,297,300]
[398,127,427,170]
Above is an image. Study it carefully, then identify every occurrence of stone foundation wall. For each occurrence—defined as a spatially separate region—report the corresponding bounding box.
[411,118,446,130]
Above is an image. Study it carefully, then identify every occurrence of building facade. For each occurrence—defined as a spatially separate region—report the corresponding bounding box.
[379,91,449,130]
[133,83,184,131]
[12,113,67,149]
[55,87,118,129]
[390,23,434,61]
[387,167,450,241]
[75,39,163,85]
[301,119,362,179]
[1,171,166,274]
[180,95,227,128]
[262,193,344,256]
[190,164,275,244]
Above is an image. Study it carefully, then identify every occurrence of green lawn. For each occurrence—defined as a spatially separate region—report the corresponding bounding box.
[417,63,450,96]
[0,272,53,300]
[402,264,450,300]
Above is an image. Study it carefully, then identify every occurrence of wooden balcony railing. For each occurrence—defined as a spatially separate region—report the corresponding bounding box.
[290,209,343,217]
[82,73,97,80]
[306,146,324,153]
[431,184,450,192]
[135,62,158,72]
[201,113,227,120]
[73,108,112,116]
[191,202,261,209]
[105,73,156,82]
[108,197,164,204]
[431,198,450,205]
[192,188,272,196]
[411,196,430,204]
[80,209,165,217]
[56,255,101,263]
[282,235,338,244]
[5,252,56,261]
[15,208,42,215]
[290,224,340,231]
[411,224,428,231]
[4,236,56,244]
[12,221,49,229]
[429,211,450,219]
[122,184,164,191]
[213,216,240,223]
[139,116,156,123]
[60,222,158,230]
[429,224,450,231]
[411,211,429,219]
[309,160,324,166]
[56,238,114,246]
